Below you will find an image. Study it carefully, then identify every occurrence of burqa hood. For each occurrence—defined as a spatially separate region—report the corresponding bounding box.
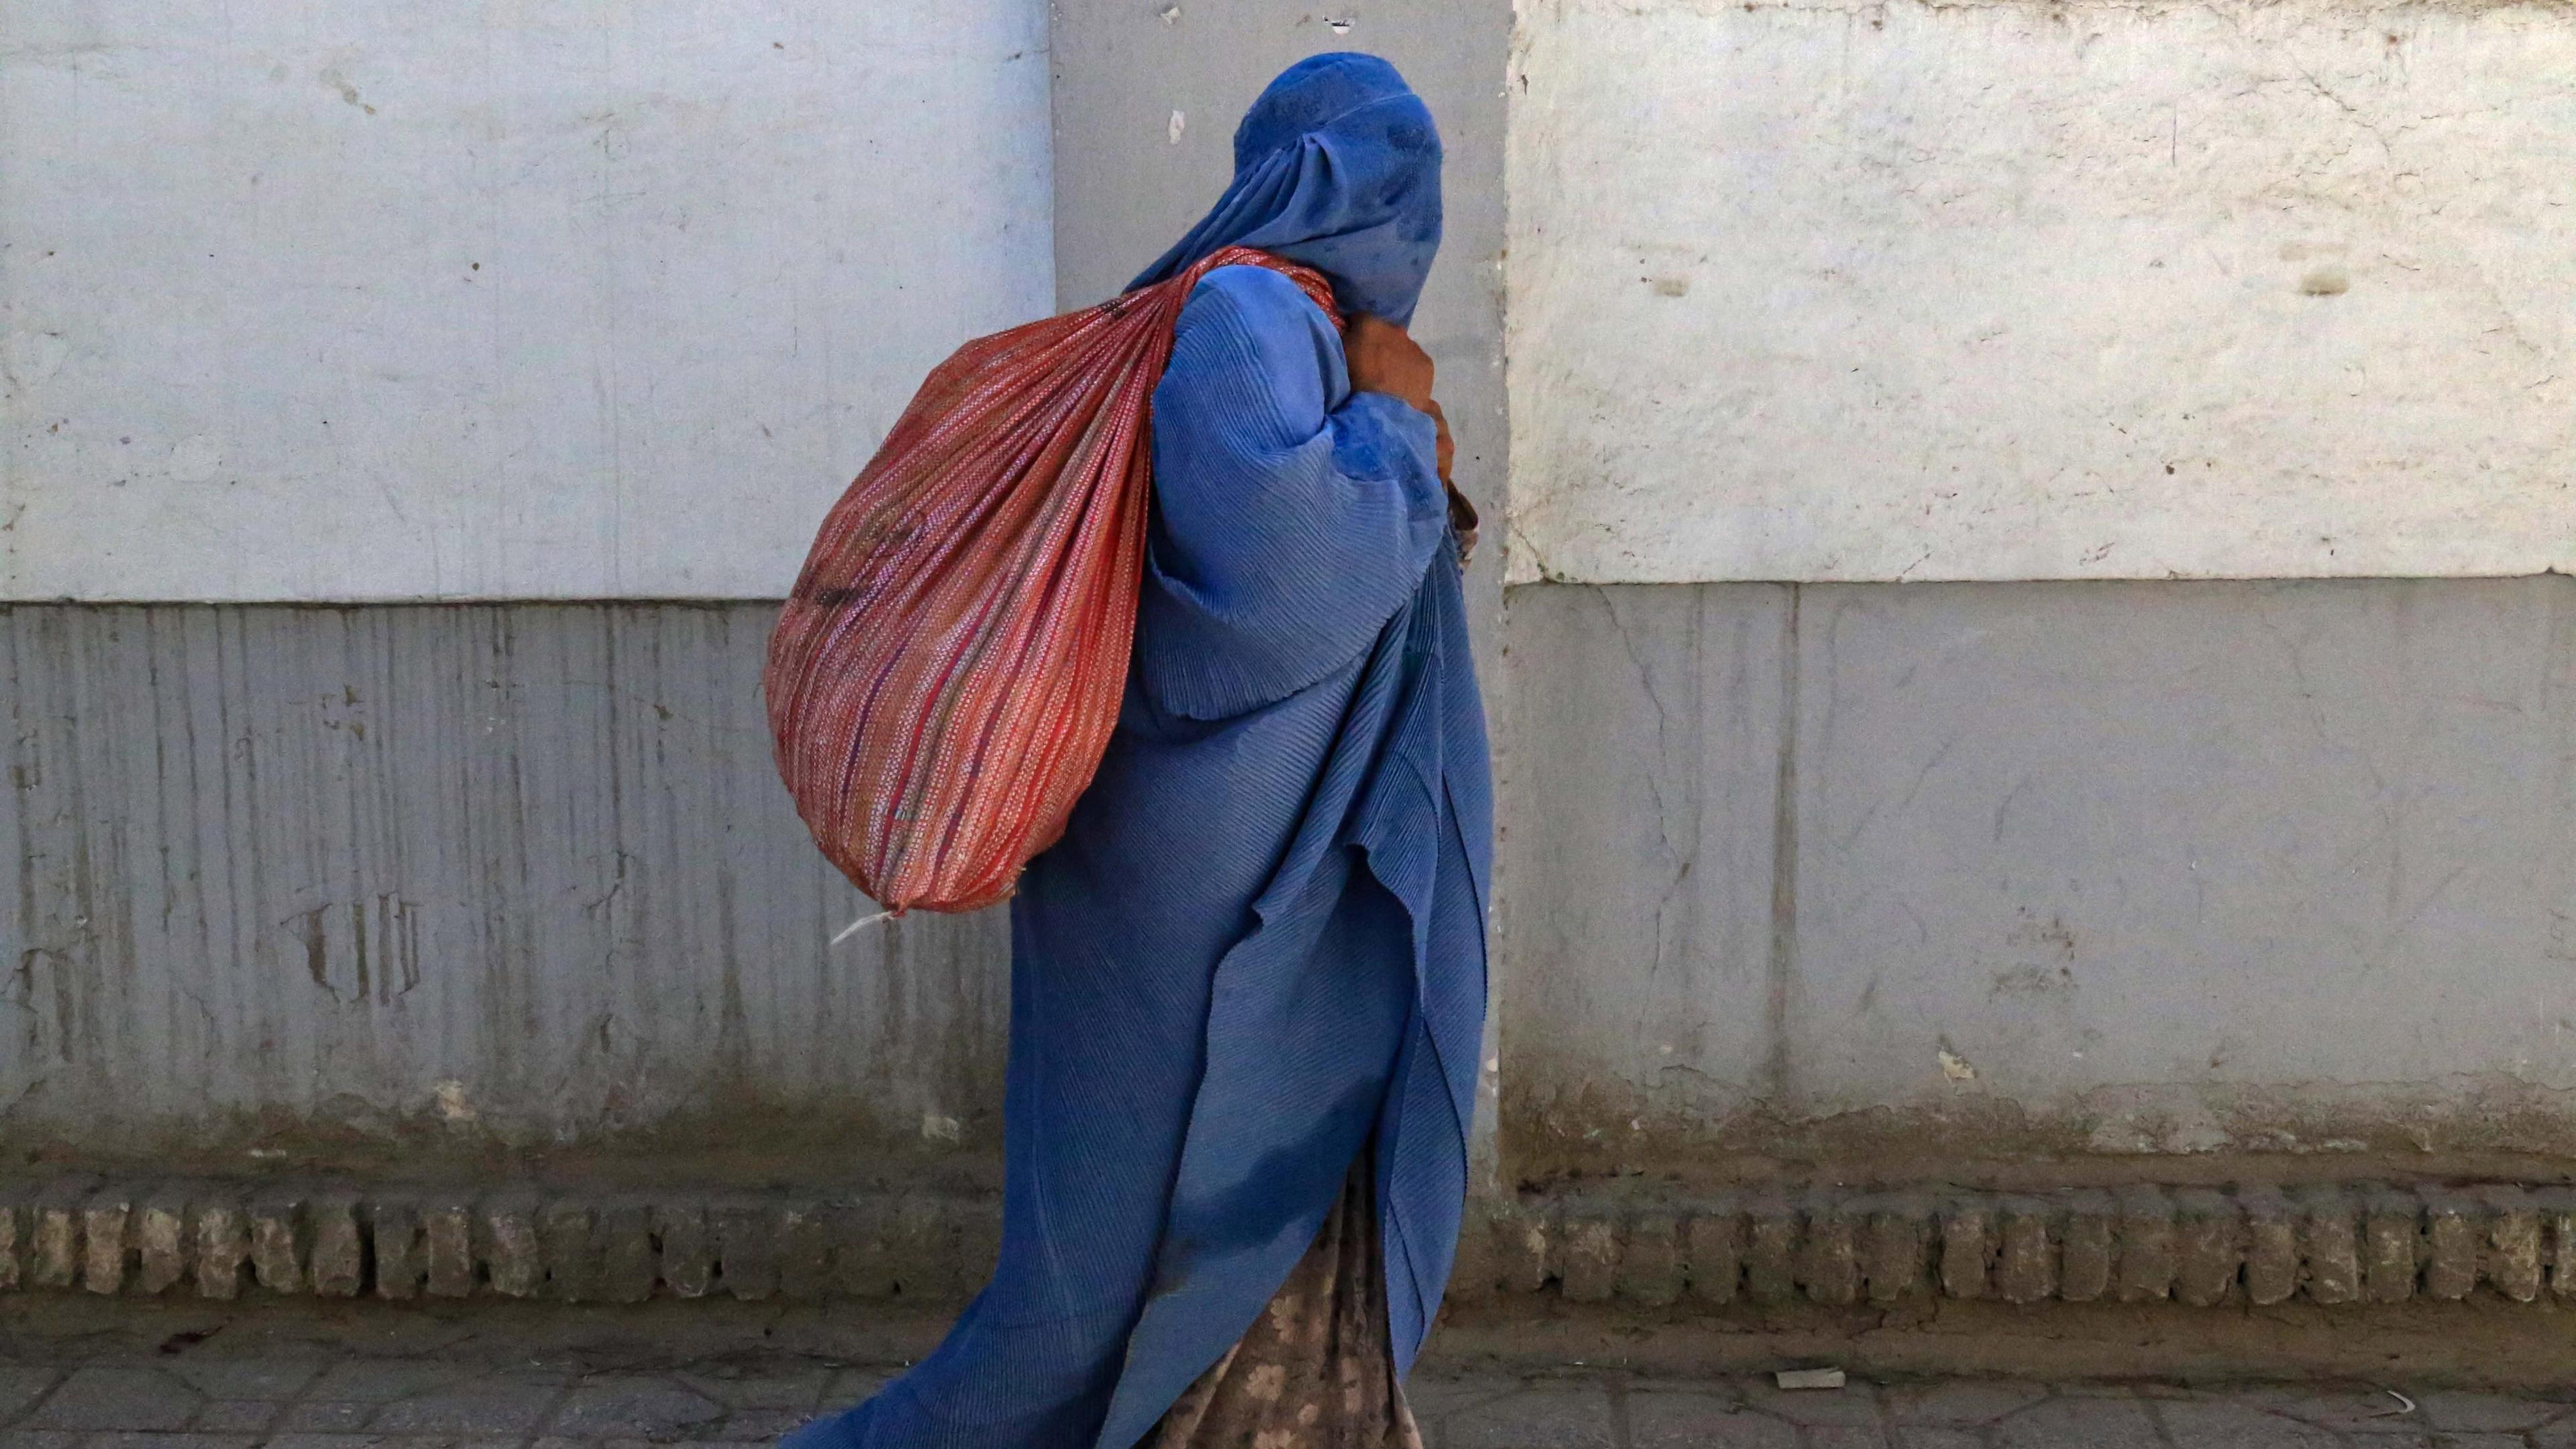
[1129,52,1443,327]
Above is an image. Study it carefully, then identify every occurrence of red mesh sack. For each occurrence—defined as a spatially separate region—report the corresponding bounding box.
[766,247,1340,914]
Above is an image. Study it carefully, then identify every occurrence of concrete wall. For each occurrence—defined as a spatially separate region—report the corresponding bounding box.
[1,0,1051,602]
[1489,0,2576,1194]
[12,0,2576,1214]
[1507,0,2576,584]
[1,0,1523,1182]
[1,604,1006,1179]
[1502,576,2576,1184]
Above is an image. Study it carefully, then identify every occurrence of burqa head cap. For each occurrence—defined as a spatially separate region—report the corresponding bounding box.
[1129,52,1442,326]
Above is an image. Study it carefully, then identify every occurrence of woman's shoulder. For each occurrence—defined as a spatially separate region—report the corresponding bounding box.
[1181,264,1336,341]
[1169,264,1341,411]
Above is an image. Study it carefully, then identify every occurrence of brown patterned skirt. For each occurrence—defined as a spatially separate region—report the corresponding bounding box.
[1148,1161,1426,1449]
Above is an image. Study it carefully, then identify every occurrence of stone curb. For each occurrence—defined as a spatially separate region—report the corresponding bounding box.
[1,1177,2568,1308]
[1446,1183,2575,1311]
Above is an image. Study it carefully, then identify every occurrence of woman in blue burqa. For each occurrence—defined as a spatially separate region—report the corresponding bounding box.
[787,52,1488,1449]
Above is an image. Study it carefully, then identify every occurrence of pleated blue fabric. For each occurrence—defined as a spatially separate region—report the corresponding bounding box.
[1130,54,1443,327]
[784,53,1487,1449]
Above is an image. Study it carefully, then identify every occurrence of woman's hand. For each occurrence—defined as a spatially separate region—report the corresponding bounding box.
[1426,398,1477,567]
[1348,315,1473,565]
[1344,314,1434,413]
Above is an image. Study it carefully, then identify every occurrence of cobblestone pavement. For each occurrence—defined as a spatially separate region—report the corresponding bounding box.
[8,1347,2576,1448]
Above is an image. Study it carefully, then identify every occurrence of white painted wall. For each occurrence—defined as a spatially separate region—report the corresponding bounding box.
[1507,0,2576,584]
[1,0,1051,601]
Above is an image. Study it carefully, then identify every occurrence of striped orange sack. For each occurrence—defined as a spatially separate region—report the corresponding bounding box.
[765,247,1340,914]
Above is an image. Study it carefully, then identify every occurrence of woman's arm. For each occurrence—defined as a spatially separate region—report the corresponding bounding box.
[1132,264,1452,719]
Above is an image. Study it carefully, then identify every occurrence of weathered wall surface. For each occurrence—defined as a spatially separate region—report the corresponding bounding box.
[1502,576,2576,1184]
[1,0,1051,602]
[1506,0,2576,584]
[3,0,1523,1181]
[1,605,1006,1179]
[14,0,2574,1220]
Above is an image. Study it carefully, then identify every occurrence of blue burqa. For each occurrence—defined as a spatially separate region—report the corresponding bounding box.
[786,54,1489,1449]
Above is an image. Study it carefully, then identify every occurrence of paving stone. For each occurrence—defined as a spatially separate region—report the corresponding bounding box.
[135,1188,193,1296]
[1992,1201,2055,1305]
[1893,1431,1990,1449]
[2434,1435,2533,1449]
[1993,1396,2162,1449]
[824,1197,902,1301]
[189,1401,280,1432]
[550,1377,725,1434]
[596,1199,657,1305]
[2057,1192,2114,1303]
[2239,1385,2433,1434]
[1807,1430,1896,1449]
[1684,1205,1744,1304]
[1617,1212,1681,1306]
[1742,1380,1884,1427]
[1884,1381,2049,1426]
[2363,1189,2422,1304]
[2297,1189,2362,1305]
[481,1194,545,1299]
[2239,1189,2299,1307]
[777,1199,833,1304]
[657,1202,715,1301]
[1448,1203,1499,1306]
[0,1434,85,1449]
[2410,1390,2573,1432]
[273,1401,373,1432]
[2114,1187,2178,1303]
[1863,1203,1931,1305]
[2543,1190,2576,1301]
[368,1197,424,1301]
[73,1189,131,1293]
[248,1189,308,1295]
[83,1435,260,1449]
[0,1368,61,1419]
[673,1368,830,1409]
[302,1359,474,1401]
[1938,1204,1994,1301]
[365,1373,559,1431]
[1403,1373,1524,1432]
[1444,1387,1617,1448]
[191,1199,249,1301]
[423,1197,476,1299]
[878,1194,970,1302]
[1746,1198,1801,1303]
[1488,1201,1549,1297]
[30,1180,90,1289]
[2422,1197,2481,1302]
[542,1199,601,1303]
[714,1407,820,1438]
[266,1436,422,1449]
[1558,1216,1617,1303]
[0,1187,31,1291]
[165,1356,323,1401]
[2154,1398,2341,1446]
[713,1201,781,1302]
[308,1194,366,1299]
[26,1367,203,1431]
[2173,1189,2242,1307]
[1800,1207,1863,1305]
[820,1368,892,1404]
[1625,1392,1796,1448]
